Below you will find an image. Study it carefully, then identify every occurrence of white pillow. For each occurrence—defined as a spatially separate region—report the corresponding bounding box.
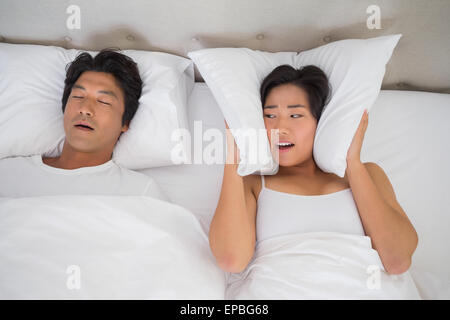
[188,34,401,177]
[0,43,194,169]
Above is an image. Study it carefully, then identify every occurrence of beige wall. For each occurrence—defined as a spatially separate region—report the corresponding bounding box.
[0,0,449,93]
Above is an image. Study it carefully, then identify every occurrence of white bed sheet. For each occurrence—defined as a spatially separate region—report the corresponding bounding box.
[138,83,450,299]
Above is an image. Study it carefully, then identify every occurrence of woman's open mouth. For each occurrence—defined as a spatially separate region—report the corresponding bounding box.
[277,141,295,152]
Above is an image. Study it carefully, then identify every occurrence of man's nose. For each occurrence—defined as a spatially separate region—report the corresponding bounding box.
[78,97,95,117]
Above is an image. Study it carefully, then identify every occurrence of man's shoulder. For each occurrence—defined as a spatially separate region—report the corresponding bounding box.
[0,154,37,166]
[113,163,155,184]
[113,165,169,201]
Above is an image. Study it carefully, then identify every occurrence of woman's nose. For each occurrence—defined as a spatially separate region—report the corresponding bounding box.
[269,126,288,143]
[278,127,289,135]
[276,119,290,135]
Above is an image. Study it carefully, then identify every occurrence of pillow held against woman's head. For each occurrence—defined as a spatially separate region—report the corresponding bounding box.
[188,34,401,177]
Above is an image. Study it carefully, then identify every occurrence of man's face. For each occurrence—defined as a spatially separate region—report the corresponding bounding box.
[63,71,128,155]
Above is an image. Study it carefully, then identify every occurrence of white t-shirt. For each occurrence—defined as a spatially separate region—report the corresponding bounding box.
[0,154,169,201]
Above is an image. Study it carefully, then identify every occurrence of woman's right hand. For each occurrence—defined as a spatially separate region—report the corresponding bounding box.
[225,120,240,165]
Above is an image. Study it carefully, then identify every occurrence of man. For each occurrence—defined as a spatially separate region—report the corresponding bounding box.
[0,49,168,201]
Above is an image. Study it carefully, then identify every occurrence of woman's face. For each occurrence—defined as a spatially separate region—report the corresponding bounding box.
[263,83,317,167]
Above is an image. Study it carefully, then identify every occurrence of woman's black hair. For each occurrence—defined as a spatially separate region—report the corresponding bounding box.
[260,64,331,122]
[61,49,143,127]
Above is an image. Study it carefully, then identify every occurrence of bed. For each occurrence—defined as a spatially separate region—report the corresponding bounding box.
[0,0,449,300]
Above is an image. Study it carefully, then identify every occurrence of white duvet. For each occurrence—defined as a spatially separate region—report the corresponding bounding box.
[0,195,226,299]
[226,232,421,299]
[0,195,424,300]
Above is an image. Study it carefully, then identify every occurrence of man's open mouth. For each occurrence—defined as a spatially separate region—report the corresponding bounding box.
[74,124,94,131]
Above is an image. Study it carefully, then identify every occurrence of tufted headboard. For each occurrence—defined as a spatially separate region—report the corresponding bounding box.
[1,0,449,93]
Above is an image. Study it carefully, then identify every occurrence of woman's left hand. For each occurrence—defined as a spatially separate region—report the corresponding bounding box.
[346,109,369,166]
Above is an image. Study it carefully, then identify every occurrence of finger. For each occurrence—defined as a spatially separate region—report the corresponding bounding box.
[358,110,368,132]
[355,112,365,135]
[363,110,369,131]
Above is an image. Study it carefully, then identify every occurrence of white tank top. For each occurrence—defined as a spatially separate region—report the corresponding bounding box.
[256,175,365,243]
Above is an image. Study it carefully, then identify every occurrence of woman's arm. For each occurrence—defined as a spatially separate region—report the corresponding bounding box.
[345,110,417,275]
[346,160,418,275]
[208,123,258,273]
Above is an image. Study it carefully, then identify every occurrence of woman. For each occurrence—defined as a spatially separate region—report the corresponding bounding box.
[209,64,418,276]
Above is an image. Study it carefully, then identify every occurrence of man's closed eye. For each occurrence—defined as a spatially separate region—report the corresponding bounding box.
[98,100,111,106]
